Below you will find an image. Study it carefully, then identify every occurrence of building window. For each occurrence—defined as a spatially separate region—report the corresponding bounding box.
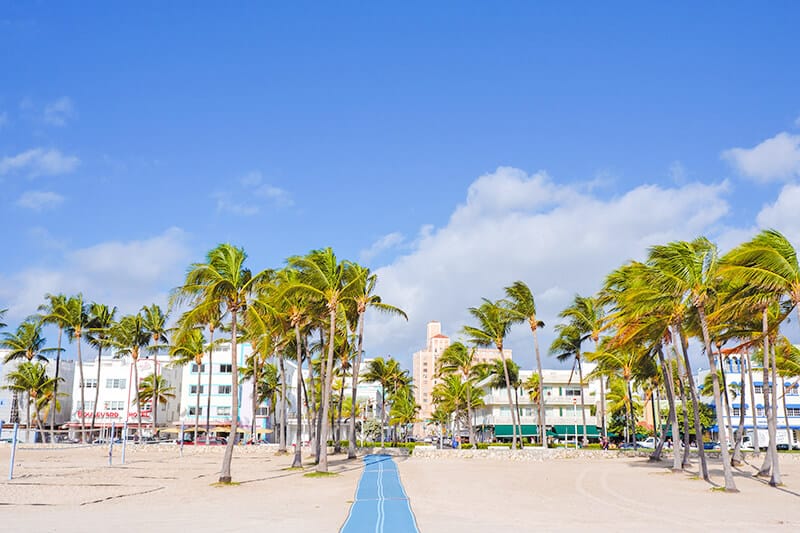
[787,407,800,417]
[189,385,205,394]
[756,407,765,416]
[217,406,231,416]
[103,401,125,411]
[191,363,206,373]
[79,401,95,411]
[188,406,203,416]
[218,385,232,394]
[732,407,742,417]
[220,364,232,373]
[754,385,763,394]
[786,385,799,396]
[105,378,126,389]
[256,407,269,416]
[564,387,582,397]
[82,378,97,388]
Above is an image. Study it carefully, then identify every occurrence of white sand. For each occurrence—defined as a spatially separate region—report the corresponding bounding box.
[2,444,798,532]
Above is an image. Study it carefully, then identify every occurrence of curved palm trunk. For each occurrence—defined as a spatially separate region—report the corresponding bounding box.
[532,326,546,447]
[206,327,215,436]
[278,353,287,453]
[91,344,104,437]
[497,346,519,449]
[348,312,366,459]
[731,353,747,465]
[194,356,202,440]
[292,325,304,467]
[676,324,708,479]
[657,346,681,469]
[316,307,338,473]
[577,357,588,446]
[50,326,63,441]
[219,309,239,483]
[77,335,86,442]
[697,306,737,491]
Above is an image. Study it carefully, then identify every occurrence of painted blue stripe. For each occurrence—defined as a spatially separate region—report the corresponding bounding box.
[341,454,419,533]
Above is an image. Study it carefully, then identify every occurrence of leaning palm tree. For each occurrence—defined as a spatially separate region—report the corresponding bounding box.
[170,328,208,438]
[38,293,68,434]
[438,342,482,447]
[172,243,271,483]
[287,248,363,472]
[504,282,547,448]
[137,373,176,436]
[344,264,407,459]
[86,303,117,435]
[112,313,151,442]
[4,361,58,441]
[463,298,520,449]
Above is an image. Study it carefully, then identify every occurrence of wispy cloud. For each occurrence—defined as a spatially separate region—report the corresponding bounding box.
[16,190,64,211]
[0,148,80,177]
[43,97,76,126]
[213,171,293,216]
[360,232,405,262]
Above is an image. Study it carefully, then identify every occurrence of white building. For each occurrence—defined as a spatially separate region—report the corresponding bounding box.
[0,350,75,440]
[69,354,182,438]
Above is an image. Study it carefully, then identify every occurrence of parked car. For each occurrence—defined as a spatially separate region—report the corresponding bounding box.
[637,437,657,449]
[703,441,721,450]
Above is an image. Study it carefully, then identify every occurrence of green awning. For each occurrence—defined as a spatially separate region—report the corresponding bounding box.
[551,425,600,437]
[494,424,555,437]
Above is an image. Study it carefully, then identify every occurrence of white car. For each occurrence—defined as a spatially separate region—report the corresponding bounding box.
[637,437,657,449]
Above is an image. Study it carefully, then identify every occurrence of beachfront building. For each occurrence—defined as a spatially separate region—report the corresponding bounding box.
[68,354,182,439]
[0,350,76,441]
[473,365,603,444]
[412,321,511,437]
[697,354,800,449]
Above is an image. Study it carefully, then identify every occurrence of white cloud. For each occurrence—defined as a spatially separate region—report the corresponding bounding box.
[0,148,80,177]
[755,183,800,243]
[16,190,64,211]
[365,167,731,368]
[722,132,800,182]
[0,227,191,321]
[360,232,405,262]
[43,97,75,126]
[214,171,293,215]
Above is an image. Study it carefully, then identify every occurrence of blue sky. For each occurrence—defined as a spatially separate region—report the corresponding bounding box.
[2,2,800,369]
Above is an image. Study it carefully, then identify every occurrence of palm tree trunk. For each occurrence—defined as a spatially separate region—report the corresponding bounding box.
[348,312,366,459]
[316,307,337,473]
[278,352,287,453]
[26,393,31,442]
[292,324,304,468]
[335,378,345,453]
[206,327,214,436]
[657,346,681,470]
[781,377,792,453]
[697,305,737,491]
[746,350,760,453]
[219,309,239,483]
[497,346,519,450]
[532,326,546,448]
[676,324,708,480]
[252,360,258,443]
[594,339,607,439]
[768,324,782,486]
[731,354,747,465]
[195,357,202,440]
[380,388,386,447]
[152,358,159,437]
[513,385,523,445]
[625,378,635,445]
[577,357,588,446]
[132,356,142,443]
[91,344,103,437]
[672,341,691,468]
[466,374,476,449]
[77,335,86,442]
[50,326,63,441]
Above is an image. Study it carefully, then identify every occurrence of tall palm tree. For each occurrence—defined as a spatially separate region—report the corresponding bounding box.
[344,264,407,459]
[112,313,151,442]
[550,324,589,445]
[86,303,117,435]
[649,238,737,492]
[4,361,58,442]
[141,304,170,434]
[389,386,420,442]
[172,243,271,483]
[463,298,520,449]
[170,328,208,438]
[137,373,176,436]
[437,342,481,447]
[362,356,406,447]
[504,281,547,448]
[240,355,278,440]
[2,321,54,441]
[38,293,68,434]
[288,248,363,472]
[481,358,524,443]
[62,295,90,441]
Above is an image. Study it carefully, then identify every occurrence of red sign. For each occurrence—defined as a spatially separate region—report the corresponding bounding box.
[75,410,152,419]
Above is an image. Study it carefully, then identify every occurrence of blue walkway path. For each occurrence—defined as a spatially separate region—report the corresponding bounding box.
[340,454,420,533]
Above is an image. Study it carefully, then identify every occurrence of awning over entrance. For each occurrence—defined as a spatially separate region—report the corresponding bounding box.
[551,425,600,437]
[494,425,557,437]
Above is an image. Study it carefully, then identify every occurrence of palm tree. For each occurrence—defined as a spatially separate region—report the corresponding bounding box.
[287,248,363,472]
[172,243,271,483]
[431,374,483,445]
[362,356,406,447]
[141,304,170,435]
[137,373,176,436]
[522,372,541,441]
[550,324,589,445]
[5,361,59,441]
[389,386,420,442]
[504,281,547,448]
[38,293,68,434]
[61,295,90,441]
[2,321,54,441]
[345,264,407,459]
[112,313,151,442]
[438,342,482,447]
[170,328,208,438]
[463,298,520,449]
[240,356,278,441]
[86,303,117,436]
[649,238,737,491]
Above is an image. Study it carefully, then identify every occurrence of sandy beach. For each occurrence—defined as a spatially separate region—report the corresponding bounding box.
[2,444,799,532]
